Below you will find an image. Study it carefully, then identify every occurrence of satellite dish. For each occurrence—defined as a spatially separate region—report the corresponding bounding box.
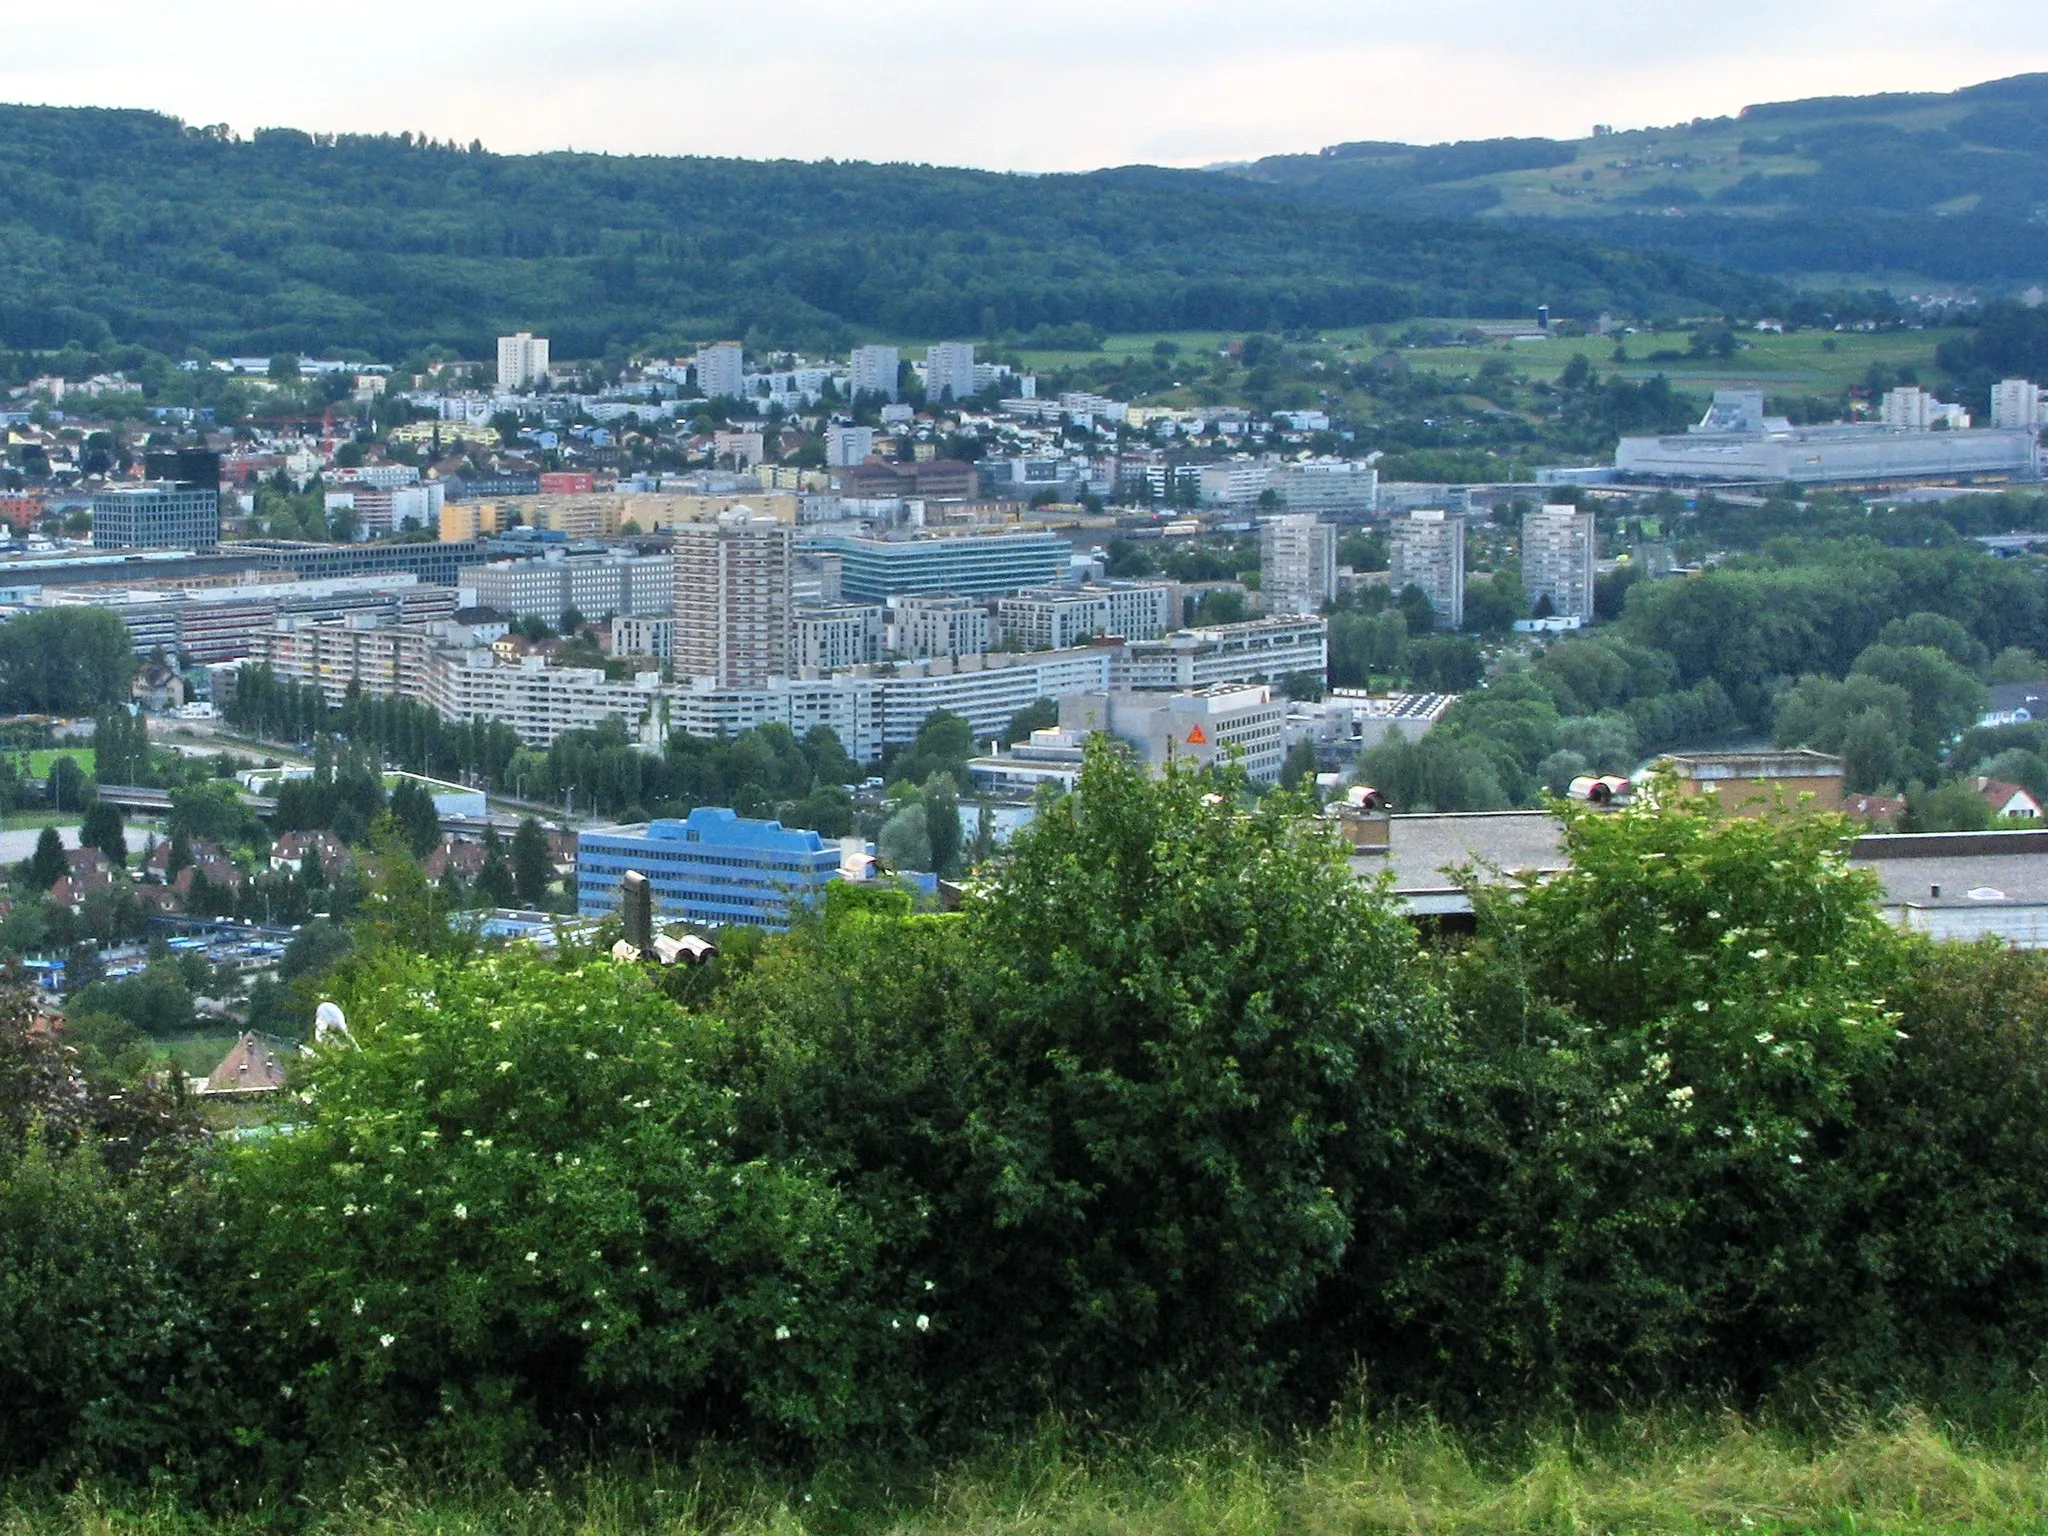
[314,1001,350,1042]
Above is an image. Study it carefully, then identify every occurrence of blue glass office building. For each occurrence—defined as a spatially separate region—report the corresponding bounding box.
[576,807,846,931]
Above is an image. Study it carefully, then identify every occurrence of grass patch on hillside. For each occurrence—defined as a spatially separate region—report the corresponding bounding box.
[7,1408,2048,1534]
[151,1032,240,1079]
[7,749,95,781]
[1381,326,1959,390]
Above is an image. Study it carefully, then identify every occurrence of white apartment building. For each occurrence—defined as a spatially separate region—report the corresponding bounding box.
[849,345,900,402]
[1199,458,1270,509]
[824,425,876,468]
[851,647,1114,747]
[793,603,884,671]
[425,651,664,747]
[1389,510,1466,630]
[890,594,990,659]
[667,676,883,765]
[1520,504,1598,623]
[1993,379,2046,432]
[255,617,443,707]
[671,509,794,686]
[497,332,549,389]
[610,615,674,661]
[1881,386,1972,430]
[1270,459,1378,516]
[695,342,745,401]
[997,582,1175,649]
[924,342,977,403]
[1110,617,1328,692]
[460,551,675,625]
[1259,515,1337,617]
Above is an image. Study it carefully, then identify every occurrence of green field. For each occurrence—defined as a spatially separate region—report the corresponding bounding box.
[1359,324,1960,391]
[6,1409,2045,1535]
[7,748,94,780]
[1003,323,1957,398]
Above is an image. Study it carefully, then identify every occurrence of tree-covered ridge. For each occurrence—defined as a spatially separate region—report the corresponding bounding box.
[0,104,1773,358]
[1221,72,2048,287]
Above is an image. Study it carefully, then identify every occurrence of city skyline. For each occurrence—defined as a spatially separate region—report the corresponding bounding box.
[3,1,2046,175]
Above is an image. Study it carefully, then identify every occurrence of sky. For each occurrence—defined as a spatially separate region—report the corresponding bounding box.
[4,1,2048,173]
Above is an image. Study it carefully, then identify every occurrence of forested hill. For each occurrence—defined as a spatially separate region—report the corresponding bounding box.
[1217,72,2048,290]
[0,104,1773,358]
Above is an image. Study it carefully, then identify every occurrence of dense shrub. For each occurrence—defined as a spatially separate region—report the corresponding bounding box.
[22,750,2048,1490]
[227,951,917,1470]
[0,989,240,1486]
[1333,789,1905,1406]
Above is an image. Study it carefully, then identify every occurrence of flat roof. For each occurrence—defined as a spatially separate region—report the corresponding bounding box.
[1351,811,1568,899]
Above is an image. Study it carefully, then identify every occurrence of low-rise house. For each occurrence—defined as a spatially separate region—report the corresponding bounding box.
[270,829,350,879]
[202,1033,290,1095]
[423,836,488,882]
[1972,776,2042,820]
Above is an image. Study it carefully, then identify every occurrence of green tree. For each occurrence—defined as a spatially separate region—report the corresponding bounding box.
[0,609,136,715]
[877,800,932,873]
[511,816,552,907]
[922,773,962,879]
[79,802,125,867]
[474,828,515,908]
[25,828,66,892]
[1900,781,1995,833]
[1003,698,1059,745]
[386,778,441,859]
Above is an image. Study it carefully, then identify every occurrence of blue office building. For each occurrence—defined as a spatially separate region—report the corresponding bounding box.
[576,807,848,931]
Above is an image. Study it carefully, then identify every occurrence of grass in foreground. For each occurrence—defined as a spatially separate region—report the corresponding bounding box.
[8,1408,2048,1535]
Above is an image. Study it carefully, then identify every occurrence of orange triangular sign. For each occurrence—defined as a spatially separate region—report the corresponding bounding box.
[1186,724,1208,745]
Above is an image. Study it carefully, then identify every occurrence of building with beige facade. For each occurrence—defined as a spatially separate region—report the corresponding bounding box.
[671,509,794,686]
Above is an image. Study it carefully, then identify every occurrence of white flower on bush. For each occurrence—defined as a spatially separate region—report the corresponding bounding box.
[526,1252,539,1263]
[1666,1085,1694,1107]
[453,1203,468,1221]
[916,1315,930,1332]
[774,1325,792,1341]
[380,1334,395,1348]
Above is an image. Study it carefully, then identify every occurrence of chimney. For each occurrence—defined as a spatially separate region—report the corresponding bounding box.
[622,869,653,955]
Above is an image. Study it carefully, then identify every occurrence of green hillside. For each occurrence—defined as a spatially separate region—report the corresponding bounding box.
[0,105,1776,359]
[1221,72,2048,290]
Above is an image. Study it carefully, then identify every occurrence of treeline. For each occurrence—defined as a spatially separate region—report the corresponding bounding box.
[11,751,2048,1494]
[0,103,1775,358]
[1366,526,2048,813]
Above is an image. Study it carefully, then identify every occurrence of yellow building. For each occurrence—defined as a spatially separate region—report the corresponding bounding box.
[622,492,799,530]
[389,420,498,449]
[439,501,502,542]
[1657,749,1846,815]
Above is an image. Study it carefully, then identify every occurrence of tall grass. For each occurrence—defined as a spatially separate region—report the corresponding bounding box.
[9,1407,2048,1536]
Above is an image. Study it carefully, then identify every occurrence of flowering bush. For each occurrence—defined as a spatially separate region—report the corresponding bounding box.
[1359,786,1907,1403]
[228,951,917,1467]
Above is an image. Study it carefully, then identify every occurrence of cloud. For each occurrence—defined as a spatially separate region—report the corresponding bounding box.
[0,1,2044,171]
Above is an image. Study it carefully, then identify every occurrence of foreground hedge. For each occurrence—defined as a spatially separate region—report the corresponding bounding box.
[8,748,2048,1490]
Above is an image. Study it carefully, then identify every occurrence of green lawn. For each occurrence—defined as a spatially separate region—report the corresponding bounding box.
[151,1032,240,1079]
[7,748,95,780]
[0,810,83,831]
[4,1408,2045,1533]
[1380,324,1960,391]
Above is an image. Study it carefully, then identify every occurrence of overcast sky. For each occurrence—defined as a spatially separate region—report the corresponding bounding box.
[5,1,2047,172]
